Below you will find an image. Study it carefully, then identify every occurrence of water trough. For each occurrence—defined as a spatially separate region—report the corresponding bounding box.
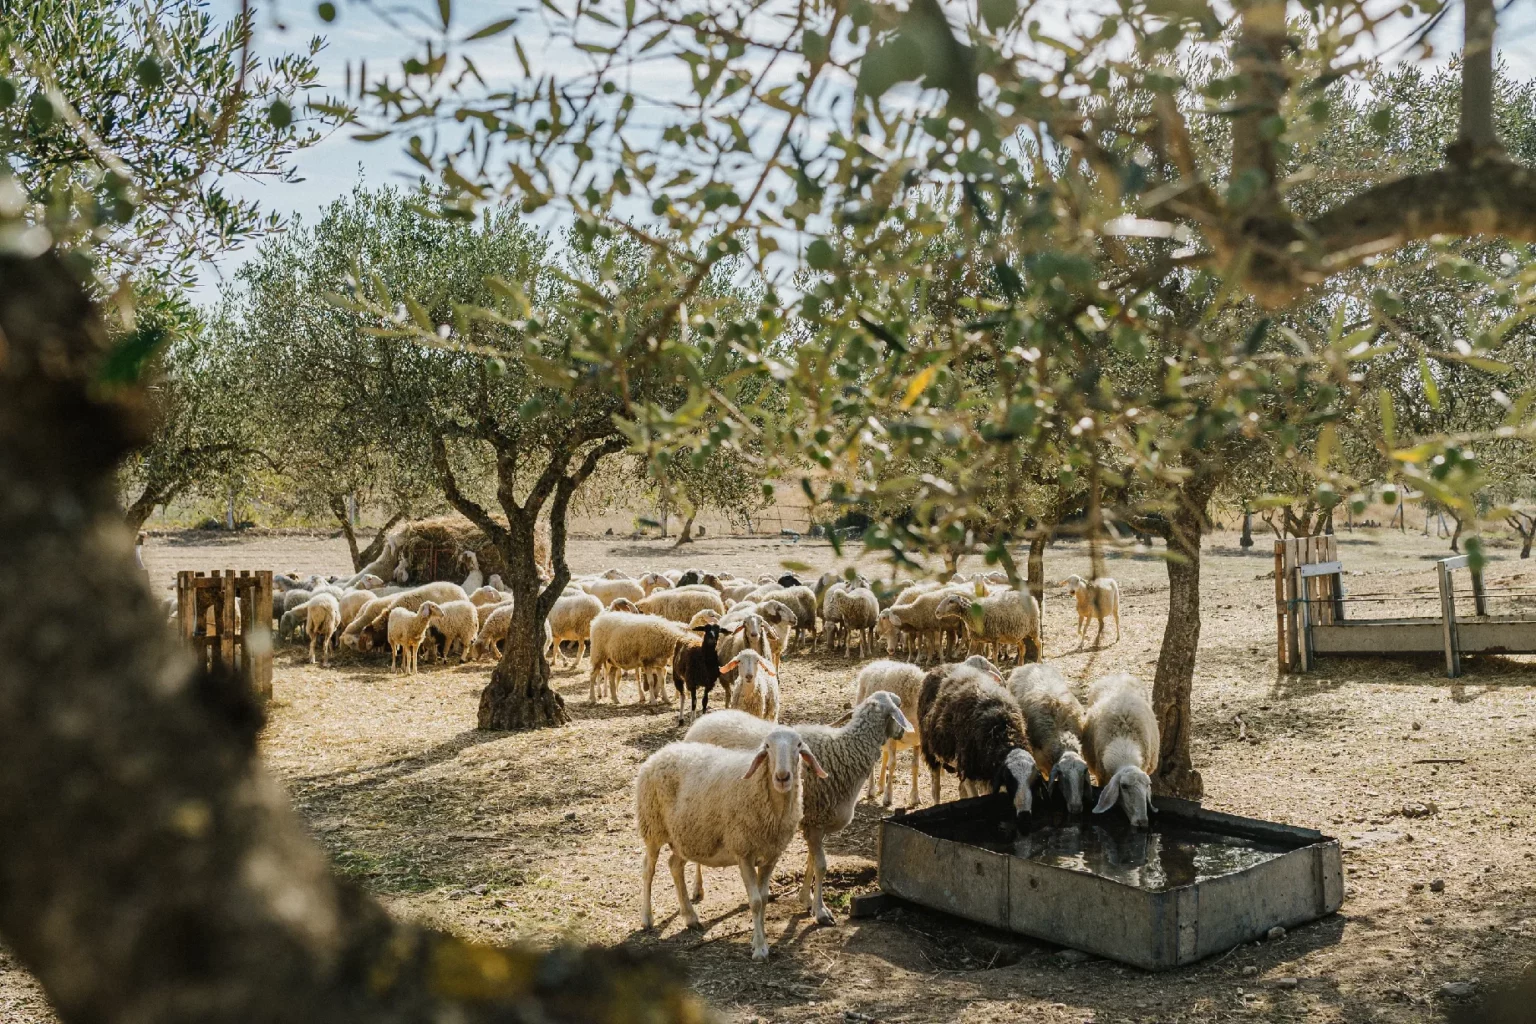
[877,795,1343,970]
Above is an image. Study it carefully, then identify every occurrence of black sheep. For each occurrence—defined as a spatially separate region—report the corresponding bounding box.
[917,661,1039,822]
[672,622,726,723]
[776,574,802,588]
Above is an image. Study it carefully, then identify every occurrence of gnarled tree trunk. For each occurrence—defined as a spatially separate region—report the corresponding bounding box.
[1150,465,1220,800]
[480,514,569,731]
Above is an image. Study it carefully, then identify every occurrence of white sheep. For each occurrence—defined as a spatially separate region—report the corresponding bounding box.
[754,585,817,646]
[1081,672,1159,827]
[716,612,773,691]
[580,577,646,608]
[1007,662,1090,813]
[635,588,726,624]
[586,611,689,704]
[853,659,928,807]
[429,599,479,663]
[635,729,827,960]
[1063,574,1121,645]
[288,593,341,665]
[685,691,911,925]
[388,602,443,674]
[935,586,1041,665]
[342,581,469,649]
[546,590,603,667]
[638,572,673,596]
[336,589,376,631]
[722,648,780,721]
[468,585,505,609]
[470,602,515,661]
[721,599,795,669]
[825,585,879,658]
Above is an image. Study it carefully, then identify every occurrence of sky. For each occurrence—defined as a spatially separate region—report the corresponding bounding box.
[192,0,1536,305]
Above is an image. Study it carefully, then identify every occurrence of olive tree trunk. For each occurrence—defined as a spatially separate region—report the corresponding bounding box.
[0,252,706,1024]
[480,516,569,730]
[1149,466,1220,800]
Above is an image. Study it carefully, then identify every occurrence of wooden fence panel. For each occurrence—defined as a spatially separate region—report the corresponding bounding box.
[174,569,273,703]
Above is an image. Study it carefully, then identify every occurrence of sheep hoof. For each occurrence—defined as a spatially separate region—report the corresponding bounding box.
[751,945,770,961]
[682,913,702,930]
[880,794,893,808]
[813,908,836,927]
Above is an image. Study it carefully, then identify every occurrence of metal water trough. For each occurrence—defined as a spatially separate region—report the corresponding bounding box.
[877,795,1343,970]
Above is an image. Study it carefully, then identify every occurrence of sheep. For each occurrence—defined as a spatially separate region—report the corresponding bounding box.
[280,588,314,615]
[635,729,827,960]
[722,598,794,669]
[854,659,929,807]
[754,585,816,646]
[533,518,553,579]
[388,602,443,674]
[638,572,673,596]
[635,587,725,624]
[427,599,479,663]
[824,585,879,658]
[1081,673,1159,828]
[296,593,342,666]
[671,622,727,723]
[1063,574,1122,645]
[608,597,640,613]
[687,608,723,628]
[723,648,780,721]
[343,580,469,647]
[468,585,505,609]
[487,573,512,595]
[1007,663,1090,813]
[545,590,603,667]
[599,568,632,580]
[880,585,970,662]
[720,578,759,603]
[470,602,515,662]
[340,535,403,589]
[580,577,646,608]
[935,587,1041,665]
[586,611,690,704]
[716,613,773,691]
[917,661,1038,822]
[685,691,911,925]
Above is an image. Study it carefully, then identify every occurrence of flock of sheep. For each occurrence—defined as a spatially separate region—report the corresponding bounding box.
[259,542,1146,963]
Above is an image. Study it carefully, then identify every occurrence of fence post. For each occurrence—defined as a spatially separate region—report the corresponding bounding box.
[1471,566,1487,618]
[1438,560,1461,678]
[1273,540,1288,672]
[1294,566,1311,672]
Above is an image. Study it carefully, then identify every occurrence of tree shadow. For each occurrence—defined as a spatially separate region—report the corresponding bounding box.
[291,728,503,795]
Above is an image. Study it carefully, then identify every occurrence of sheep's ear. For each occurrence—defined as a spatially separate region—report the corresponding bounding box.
[1047,763,1062,795]
[719,657,740,675]
[992,766,1016,796]
[731,624,746,636]
[799,744,829,780]
[1093,772,1123,814]
[743,749,769,779]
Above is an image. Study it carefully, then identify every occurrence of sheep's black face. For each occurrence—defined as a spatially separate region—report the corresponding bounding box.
[777,575,801,588]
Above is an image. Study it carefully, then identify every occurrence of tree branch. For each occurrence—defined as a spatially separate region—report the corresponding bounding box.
[0,253,709,1024]
[431,434,509,551]
[538,436,627,618]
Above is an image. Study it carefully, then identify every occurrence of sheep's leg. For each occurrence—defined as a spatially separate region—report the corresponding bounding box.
[691,861,704,903]
[309,634,318,666]
[878,745,894,807]
[929,759,942,804]
[867,745,884,801]
[908,747,922,807]
[805,830,834,925]
[1114,607,1121,643]
[640,842,660,930]
[739,860,769,960]
[669,850,700,929]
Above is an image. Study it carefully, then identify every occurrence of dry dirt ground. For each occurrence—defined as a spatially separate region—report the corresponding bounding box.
[5,526,1536,1023]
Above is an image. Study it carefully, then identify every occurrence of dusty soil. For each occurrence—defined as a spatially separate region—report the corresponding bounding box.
[6,526,1536,1023]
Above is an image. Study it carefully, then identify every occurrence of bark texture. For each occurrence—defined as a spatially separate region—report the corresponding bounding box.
[1148,465,1220,800]
[0,253,708,1024]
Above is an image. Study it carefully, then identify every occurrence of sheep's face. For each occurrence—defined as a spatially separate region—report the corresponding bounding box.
[743,727,825,793]
[996,748,1038,819]
[1094,766,1154,828]
[357,574,385,590]
[875,612,898,650]
[870,691,913,740]
[961,654,1002,682]
[1061,574,1087,593]
[1051,751,1090,814]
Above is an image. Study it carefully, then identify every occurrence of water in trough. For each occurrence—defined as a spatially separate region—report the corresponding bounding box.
[915,811,1295,892]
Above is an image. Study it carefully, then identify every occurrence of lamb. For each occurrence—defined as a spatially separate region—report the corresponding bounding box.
[935,587,1042,665]
[722,599,795,668]
[917,661,1038,822]
[580,577,646,608]
[297,593,343,666]
[388,602,443,674]
[753,585,817,646]
[684,691,911,925]
[635,587,725,624]
[671,622,727,722]
[1063,574,1121,645]
[635,729,825,960]
[716,613,773,692]
[429,599,479,663]
[586,611,690,704]
[1081,672,1159,828]
[824,585,879,658]
[722,648,779,721]
[470,602,515,661]
[1007,663,1090,813]
[545,590,603,667]
[853,659,928,807]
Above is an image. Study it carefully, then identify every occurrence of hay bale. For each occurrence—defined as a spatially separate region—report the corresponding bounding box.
[393,516,552,585]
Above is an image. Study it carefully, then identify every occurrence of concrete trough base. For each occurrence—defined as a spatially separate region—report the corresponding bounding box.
[878,796,1343,971]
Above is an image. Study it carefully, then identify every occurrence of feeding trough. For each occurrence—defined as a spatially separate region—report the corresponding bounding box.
[877,795,1342,970]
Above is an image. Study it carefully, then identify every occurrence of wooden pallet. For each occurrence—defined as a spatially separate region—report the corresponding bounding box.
[175,569,273,702]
